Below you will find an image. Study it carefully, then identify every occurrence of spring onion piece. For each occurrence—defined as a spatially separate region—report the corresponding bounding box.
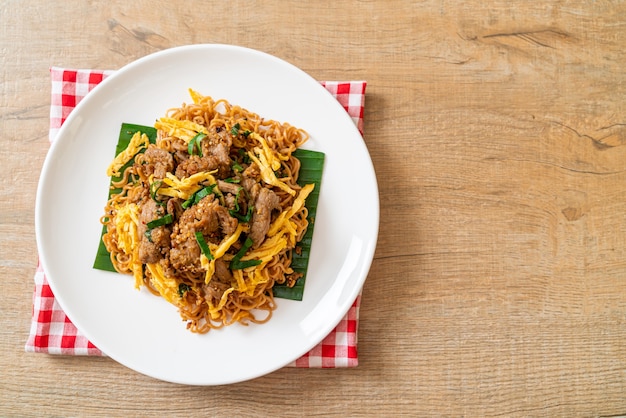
[229,205,254,223]
[193,185,212,202]
[147,213,173,229]
[237,148,251,164]
[181,184,218,209]
[230,236,261,270]
[232,161,244,173]
[187,132,206,156]
[178,283,191,298]
[195,231,214,260]
[230,123,241,136]
[232,258,262,270]
[150,180,164,205]
[227,188,253,222]
[181,195,195,209]
[144,230,153,243]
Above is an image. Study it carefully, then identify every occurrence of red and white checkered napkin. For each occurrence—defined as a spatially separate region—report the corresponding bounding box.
[26,67,367,368]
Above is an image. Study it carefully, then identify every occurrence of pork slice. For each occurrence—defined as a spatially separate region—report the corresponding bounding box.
[169,195,220,274]
[141,146,174,179]
[175,143,232,179]
[208,142,231,167]
[213,259,233,284]
[215,204,238,236]
[174,155,212,178]
[217,179,242,196]
[248,187,280,249]
[241,163,261,201]
[202,278,230,302]
[138,199,171,264]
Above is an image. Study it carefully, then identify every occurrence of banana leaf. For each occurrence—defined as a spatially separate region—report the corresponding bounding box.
[92,123,157,273]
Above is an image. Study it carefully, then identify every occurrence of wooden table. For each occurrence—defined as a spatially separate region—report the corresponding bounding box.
[2,1,625,416]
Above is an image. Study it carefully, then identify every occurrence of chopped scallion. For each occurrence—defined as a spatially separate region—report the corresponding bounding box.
[229,205,254,222]
[178,283,191,298]
[230,236,261,270]
[150,180,164,205]
[181,194,195,209]
[147,213,173,229]
[232,161,244,172]
[195,231,214,260]
[230,123,241,136]
[188,132,206,156]
[182,184,217,209]
[237,148,251,164]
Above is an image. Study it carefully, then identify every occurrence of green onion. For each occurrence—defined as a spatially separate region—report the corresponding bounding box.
[144,230,153,243]
[193,184,217,205]
[237,148,251,164]
[232,258,262,269]
[231,189,241,212]
[242,130,252,138]
[229,205,254,222]
[149,180,165,205]
[195,231,214,260]
[181,194,195,209]
[188,132,206,156]
[232,161,244,172]
[147,213,173,229]
[230,236,261,270]
[227,188,254,221]
[182,184,218,209]
[230,123,241,136]
[178,283,191,298]
[194,185,213,203]
[224,177,240,183]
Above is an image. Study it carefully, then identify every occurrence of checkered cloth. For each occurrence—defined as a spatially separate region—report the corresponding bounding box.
[26,67,367,368]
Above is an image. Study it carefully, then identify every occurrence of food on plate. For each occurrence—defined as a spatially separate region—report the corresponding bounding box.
[98,89,316,333]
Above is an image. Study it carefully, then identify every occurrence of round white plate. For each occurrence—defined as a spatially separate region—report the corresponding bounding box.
[35,44,379,385]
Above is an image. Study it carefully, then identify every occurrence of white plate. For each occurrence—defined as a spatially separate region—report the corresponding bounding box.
[35,44,379,385]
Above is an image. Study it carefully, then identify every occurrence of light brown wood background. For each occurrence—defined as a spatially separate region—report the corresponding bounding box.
[2,1,626,416]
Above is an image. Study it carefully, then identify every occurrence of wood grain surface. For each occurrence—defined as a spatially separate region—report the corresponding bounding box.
[2,1,626,416]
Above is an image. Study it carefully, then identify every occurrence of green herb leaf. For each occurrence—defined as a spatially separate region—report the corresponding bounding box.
[182,184,217,209]
[237,148,251,164]
[193,186,211,203]
[230,123,241,136]
[149,180,165,205]
[188,132,206,156]
[232,258,263,270]
[147,213,173,229]
[181,194,195,209]
[230,236,261,270]
[194,184,216,204]
[229,205,254,222]
[195,231,214,260]
[178,283,191,298]
[232,161,244,172]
